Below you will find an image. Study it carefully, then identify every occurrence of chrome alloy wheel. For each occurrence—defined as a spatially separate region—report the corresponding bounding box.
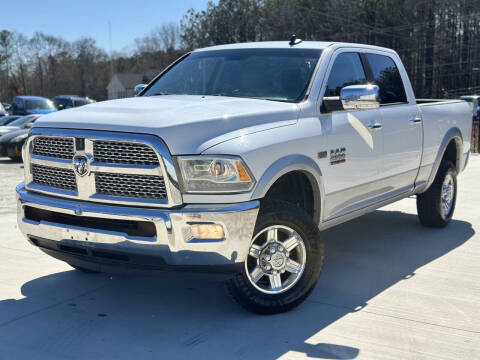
[441,174,455,217]
[245,225,306,294]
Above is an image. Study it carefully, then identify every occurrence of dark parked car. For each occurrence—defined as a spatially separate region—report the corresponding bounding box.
[0,128,29,160]
[0,115,21,126]
[0,115,40,137]
[0,102,7,117]
[10,96,56,116]
[460,95,480,120]
[53,95,95,110]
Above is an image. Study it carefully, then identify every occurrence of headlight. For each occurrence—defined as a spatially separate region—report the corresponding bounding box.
[176,155,255,193]
[11,134,28,143]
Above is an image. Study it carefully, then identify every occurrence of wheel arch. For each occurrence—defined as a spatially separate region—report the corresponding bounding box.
[251,155,324,225]
[421,127,463,193]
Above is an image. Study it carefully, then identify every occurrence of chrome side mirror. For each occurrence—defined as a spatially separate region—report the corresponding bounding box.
[340,84,380,110]
[134,84,147,96]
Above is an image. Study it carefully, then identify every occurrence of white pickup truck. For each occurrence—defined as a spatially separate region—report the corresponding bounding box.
[17,40,472,314]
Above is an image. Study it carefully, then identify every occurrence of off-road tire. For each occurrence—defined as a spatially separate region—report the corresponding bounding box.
[417,160,457,228]
[226,200,324,314]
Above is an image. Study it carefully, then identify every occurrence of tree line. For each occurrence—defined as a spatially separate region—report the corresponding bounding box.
[1,0,480,102]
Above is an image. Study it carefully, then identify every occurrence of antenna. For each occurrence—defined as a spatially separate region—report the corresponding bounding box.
[289,34,303,46]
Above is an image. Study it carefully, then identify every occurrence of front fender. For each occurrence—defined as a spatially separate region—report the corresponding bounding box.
[251,154,322,198]
[251,154,324,225]
[197,116,326,215]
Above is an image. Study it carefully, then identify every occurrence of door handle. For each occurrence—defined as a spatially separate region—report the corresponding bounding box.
[367,123,382,130]
[409,117,422,124]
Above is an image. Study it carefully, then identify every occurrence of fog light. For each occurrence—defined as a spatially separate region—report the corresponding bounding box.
[191,224,225,240]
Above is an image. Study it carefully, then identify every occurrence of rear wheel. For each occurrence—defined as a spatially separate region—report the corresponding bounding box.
[417,160,457,228]
[226,200,324,314]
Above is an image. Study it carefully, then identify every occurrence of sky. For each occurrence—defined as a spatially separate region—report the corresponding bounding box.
[0,0,211,52]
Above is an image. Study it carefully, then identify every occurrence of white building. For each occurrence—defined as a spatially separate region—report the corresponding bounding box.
[107,71,160,100]
[107,73,144,100]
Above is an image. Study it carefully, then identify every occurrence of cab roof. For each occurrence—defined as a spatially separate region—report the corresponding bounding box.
[14,96,50,101]
[54,95,89,101]
[195,41,396,54]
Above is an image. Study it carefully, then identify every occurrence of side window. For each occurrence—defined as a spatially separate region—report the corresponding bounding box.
[366,54,407,104]
[325,52,367,97]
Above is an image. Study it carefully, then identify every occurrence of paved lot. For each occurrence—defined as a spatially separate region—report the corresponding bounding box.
[0,156,479,359]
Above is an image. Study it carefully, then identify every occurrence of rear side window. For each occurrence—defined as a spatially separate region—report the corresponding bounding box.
[325,53,367,97]
[366,54,407,104]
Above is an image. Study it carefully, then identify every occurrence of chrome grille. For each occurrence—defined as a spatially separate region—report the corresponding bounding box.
[93,141,159,165]
[32,137,74,159]
[31,164,77,191]
[25,130,181,207]
[95,173,167,200]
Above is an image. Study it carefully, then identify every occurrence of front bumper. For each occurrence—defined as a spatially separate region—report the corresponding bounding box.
[16,183,259,277]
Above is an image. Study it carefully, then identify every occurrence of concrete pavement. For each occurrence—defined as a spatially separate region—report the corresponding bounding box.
[0,156,479,359]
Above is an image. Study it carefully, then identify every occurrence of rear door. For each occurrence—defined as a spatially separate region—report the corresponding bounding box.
[319,51,384,220]
[365,53,422,195]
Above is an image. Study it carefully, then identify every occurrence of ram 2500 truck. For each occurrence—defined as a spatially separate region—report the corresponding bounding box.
[16,41,472,314]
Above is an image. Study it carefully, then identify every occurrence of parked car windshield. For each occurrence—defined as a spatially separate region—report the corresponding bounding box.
[25,99,55,110]
[143,48,322,102]
[54,98,73,108]
[8,115,38,127]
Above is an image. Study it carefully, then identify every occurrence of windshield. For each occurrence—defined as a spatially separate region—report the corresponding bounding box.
[8,115,37,127]
[25,99,55,110]
[143,48,322,102]
[54,98,73,108]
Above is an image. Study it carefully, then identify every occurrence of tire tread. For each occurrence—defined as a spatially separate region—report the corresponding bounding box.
[226,200,324,314]
[417,160,457,228]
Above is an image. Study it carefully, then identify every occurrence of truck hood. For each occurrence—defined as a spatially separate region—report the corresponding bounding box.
[33,95,299,154]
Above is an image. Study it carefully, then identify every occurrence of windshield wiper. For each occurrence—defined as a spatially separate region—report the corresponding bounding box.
[149,92,168,96]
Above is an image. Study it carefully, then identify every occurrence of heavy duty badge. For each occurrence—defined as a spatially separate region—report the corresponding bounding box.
[330,147,346,165]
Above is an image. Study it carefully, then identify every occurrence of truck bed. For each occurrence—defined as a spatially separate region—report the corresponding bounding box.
[417,99,472,180]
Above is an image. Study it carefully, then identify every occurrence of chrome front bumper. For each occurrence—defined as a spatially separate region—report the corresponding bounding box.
[16,183,259,272]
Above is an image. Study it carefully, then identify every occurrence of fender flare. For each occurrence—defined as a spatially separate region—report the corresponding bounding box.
[251,154,324,225]
[420,127,463,193]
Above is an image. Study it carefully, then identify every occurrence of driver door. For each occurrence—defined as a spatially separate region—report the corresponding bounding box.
[319,51,384,220]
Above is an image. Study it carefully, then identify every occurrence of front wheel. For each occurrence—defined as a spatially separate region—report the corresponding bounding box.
[417,160,457,228]
[226,200,324,314]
